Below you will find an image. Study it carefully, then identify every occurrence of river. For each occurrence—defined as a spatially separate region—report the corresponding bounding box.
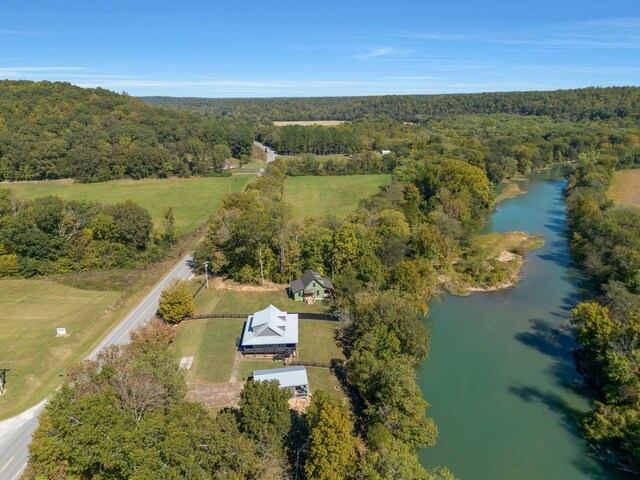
[418,169,631,479]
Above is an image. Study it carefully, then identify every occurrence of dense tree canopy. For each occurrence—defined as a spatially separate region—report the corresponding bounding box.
[0,189,159,277]
[143,86,640,122]
[565,154,640,473]
[26,321,276,480]
[0,80,252,182]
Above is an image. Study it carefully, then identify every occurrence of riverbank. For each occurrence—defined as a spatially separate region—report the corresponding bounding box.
[440,231,545,296]
[418,169,631,479]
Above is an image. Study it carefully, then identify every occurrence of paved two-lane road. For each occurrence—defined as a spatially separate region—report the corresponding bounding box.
[0,254,194,480]
[253,140,276,163]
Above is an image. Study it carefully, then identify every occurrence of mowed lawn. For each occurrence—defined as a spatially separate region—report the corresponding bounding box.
[0,280,121,420]
[2,176,250,234]
[191,278,324,314]
[173,282,343,388]
[172,318,243,383]
[610,169,640,206]
[283,174,391,218]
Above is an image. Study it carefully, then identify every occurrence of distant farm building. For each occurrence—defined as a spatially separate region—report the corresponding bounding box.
[289,270,334,303]
[240,305,298,355]
[252,366,309,398]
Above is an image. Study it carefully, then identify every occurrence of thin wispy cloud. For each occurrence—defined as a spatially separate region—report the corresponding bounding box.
[73,78,360,89]
[393,16,640,50]
[392,31,485,41]
[385,75,442,81]
[0,66,87,77]
[355,47,405,59]
[0,30,52,36]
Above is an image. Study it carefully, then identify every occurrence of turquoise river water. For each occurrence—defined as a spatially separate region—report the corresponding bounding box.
[418,169,631,479]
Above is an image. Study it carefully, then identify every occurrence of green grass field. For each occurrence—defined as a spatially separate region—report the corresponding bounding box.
[2,176,250,234]
[191,278,325,314]
[172,318,243,383]
[0,280,121,420]
[610,169,640,206]
[298,320,343,364]
[283,174,391,218]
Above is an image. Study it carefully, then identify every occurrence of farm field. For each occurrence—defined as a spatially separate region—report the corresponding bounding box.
[609,169,640,206]
[272,120,347,126]
[283,174,391,218]
[2,176,250,234]
[0,280,121,420]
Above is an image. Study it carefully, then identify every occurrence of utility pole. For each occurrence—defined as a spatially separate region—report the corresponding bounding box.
[0,364,10,395]
[204,262,209,289]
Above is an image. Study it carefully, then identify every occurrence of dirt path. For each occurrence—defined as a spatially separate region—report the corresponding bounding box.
[186,381,243,408]
[211,276,286,292]
[229,351,243,383]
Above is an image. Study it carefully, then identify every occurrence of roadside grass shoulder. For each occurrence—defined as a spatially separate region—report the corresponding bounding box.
[2,176,250,234]
[0,280,121,420]
[283,174,391,218]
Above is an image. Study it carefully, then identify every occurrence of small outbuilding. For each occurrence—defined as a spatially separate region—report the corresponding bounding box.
[289,270,334,303]
[252,366,309,398]
[240,304,298,355]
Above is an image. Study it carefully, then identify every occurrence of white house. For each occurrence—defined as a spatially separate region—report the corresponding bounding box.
[240,305,298,355]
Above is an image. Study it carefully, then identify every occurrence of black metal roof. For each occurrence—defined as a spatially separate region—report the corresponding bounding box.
[290,270,334,293]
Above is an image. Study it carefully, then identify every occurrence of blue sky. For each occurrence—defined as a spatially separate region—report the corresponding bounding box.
[1,0,640,97]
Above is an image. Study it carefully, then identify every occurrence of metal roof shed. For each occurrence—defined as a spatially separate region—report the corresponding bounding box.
[253,366,309,397]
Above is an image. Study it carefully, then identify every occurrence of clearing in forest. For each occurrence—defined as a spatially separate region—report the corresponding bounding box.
[609,169,640,206]
[2,176,250,234]
[171,278,345,406]
[283,174,391,218]
[0,280,121,420]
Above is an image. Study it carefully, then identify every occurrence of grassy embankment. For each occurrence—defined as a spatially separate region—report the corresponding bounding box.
[3,176,251,234]
[495,180,527,203]
[171,279,345,397]
[283,174,391,218]
[609,169,640,206]
[0,176,250,419]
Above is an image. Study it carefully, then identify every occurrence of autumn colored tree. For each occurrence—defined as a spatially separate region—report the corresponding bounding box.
[304,390,358,480]
[157,280,195,323]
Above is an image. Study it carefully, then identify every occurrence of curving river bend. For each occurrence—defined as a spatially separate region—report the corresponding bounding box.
[418,169,631,479]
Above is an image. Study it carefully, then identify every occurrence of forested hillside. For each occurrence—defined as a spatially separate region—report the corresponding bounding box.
[143,86,640,122]
[0,81,253,182]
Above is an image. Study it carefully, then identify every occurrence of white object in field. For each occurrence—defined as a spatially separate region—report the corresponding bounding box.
[180,356,194,369]
[56,328,67,336]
